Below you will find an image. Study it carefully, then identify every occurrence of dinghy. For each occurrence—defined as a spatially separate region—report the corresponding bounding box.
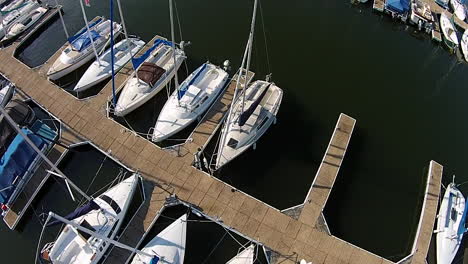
[2,6,47,41]
[130,214,187,264]
[435,183,468,264]
[0,0,38,39]
[113,39,186,116]
[226,244,255,264]
[0,80,14,107]
[440,13,459,50]
[47,17,122,81]
[151,62,229,142]
[216,80,283,169]
[42,174,139,264]
[450,0,466,21]
[1,0,27,13]
[74,37,145,92]
[461,29,468,62]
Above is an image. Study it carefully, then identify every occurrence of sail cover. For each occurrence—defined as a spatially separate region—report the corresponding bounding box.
[386,0,410,13]
[47,200,100,227]
[238,84,271,127]
[178,63,207,100]
[67,18,103,44]
[71,30,101,52]
[131,39,173,69]
[0,128,46,204]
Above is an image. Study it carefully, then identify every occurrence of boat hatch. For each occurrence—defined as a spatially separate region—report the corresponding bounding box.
[451,208,458,221]
[227,138,239,149]
[100,195,122,214]
[78,219,96,240]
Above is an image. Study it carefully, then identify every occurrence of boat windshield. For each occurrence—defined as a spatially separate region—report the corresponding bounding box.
[451,208,458,222]
[77,219,96,241]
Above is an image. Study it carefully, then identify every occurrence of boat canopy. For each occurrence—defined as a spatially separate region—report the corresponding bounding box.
[67,18,103,44]
[131,39,173,69]
[178,63,207,100]
[47,200,100,227]
[71,30,101,52]
[0,128,46,204]
[0,100,35,156]
[386,0,410,13]
[137,62,166,86]
[238,83,271,127]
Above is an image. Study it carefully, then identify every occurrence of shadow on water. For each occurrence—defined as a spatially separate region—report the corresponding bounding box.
[138,204,269,264]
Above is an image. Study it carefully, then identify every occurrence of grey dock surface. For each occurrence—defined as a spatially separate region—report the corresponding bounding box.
[185,69,254,154]
[0,27,442,264]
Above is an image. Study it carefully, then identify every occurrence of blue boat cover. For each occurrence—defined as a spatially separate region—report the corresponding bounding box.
[67,18,103,44]
[71,30,101,52]
[150,256,160,264]
[47,200,100,227]
[178,63,207,100]
[457,197,468,236]
[0,128,47,204]
[131,39,173,70]
[386,0,410,13]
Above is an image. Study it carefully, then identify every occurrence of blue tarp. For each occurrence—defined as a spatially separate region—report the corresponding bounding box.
[457,197,468,236]
[131,39,173,70]
[150,256,160,264]
[71,30,101,52]
[0,128,46,204]
[67,18,103,44]
[47,200,100,227]
[178,63,207,100]
[386,0,410,13]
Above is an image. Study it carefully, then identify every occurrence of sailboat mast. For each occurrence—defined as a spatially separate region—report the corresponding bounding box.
[54,0,69,39]
[169,0,180,105]
[110,0,116,106]
[79,0,101,65]
[0,106,92,202]
[46,212,155,258]
[241,0,258,115]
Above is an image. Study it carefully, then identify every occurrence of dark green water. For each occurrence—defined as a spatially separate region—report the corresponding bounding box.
[8,0,468,261]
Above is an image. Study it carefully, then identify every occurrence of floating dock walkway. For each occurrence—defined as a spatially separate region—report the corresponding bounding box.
[0,25,445,264]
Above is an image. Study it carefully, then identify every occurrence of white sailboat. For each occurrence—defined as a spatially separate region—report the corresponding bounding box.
[47,18,122,80]
[435,182,468,264]
[1,6,46,41]
[1,0,27,13]
[130,214,187,264]
[226,244,255,264]
[450,0,466,21]
[41,174,140,264]
[440,13,459,50]
[0,79,14,106]
[461,29,468,62]
[0,0,38,39]
[113,39,186,116]
[74,37,145,92]
[151,62,229,142]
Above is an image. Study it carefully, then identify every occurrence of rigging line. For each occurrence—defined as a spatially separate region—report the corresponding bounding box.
[258,0,271,75]
[173,0,189,74]
[34,216,50,264]
[221,224,250,248]
[201,231,228,264]
[77,154,109,206]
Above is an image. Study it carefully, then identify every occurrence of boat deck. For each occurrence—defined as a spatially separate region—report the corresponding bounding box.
[0,25,444,264]
[184,69,255,156]
[373,0,385,12]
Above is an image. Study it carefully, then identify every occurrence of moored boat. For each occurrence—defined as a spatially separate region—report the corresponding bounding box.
[113,38,186,116]
[74,37,145,92]
[0,0,38,39]
[226,244,255,264]
[41,174,140,264]
[151,62,229,142]
[440,13,459,50]
[130,214,187,264]
[1,6,47,42]
[1,0,27,13]
[435,182,468,264]
[46,17,122,81]
[410,0,433,31]
[450,0,466,21]
[461,29,468,61]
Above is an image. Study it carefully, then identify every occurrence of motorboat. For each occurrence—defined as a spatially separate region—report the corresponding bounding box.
[0,0,39,39]
[151,62,228,142]
[47,17,122,80]
[74,37,145,92]
[440,13,459,50]
[2,6,47,42]
[450,0,466,21]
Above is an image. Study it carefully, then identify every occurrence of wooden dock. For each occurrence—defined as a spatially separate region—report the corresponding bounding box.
[0,24,444,264]
[299,114,356,225]
[185,69,254,155]
[405,161,443,264]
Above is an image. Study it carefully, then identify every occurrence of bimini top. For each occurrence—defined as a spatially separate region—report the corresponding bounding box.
[386,0,410,13]
[0,99,35,156]
[71,30,101,52]
[0,128,46,204]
